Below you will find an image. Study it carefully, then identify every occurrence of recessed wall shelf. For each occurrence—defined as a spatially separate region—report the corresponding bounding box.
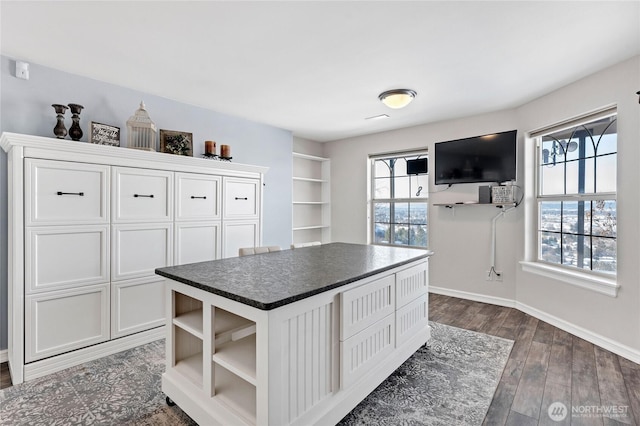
[292,152,331,244]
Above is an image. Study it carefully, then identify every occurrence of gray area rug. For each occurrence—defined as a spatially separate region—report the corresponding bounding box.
[0,323,513,425]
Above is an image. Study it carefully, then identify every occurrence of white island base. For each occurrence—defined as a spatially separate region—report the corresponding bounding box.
[162,259,430,426]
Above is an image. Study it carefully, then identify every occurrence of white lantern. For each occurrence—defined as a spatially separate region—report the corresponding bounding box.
[126,101,157,151]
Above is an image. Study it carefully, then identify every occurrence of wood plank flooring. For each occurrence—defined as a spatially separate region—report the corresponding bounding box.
[1,293,638,426]
[429,293,640,426]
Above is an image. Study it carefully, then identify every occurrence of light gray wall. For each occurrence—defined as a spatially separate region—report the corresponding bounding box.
[326,56,640,355]
[0,55,293,350]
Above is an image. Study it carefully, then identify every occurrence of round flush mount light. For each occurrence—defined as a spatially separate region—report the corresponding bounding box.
[378,89,417,109]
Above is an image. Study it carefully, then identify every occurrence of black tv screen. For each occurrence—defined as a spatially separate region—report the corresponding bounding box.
[406,158,428,175]
[434,130,517,185]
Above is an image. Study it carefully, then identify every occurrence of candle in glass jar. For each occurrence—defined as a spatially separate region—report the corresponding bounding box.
[205,140,216,155]
[221,144,231,158]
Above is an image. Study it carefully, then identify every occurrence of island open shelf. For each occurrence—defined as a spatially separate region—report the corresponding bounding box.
[157,242,433,426]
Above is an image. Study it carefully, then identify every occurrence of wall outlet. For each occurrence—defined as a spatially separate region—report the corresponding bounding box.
[485,270,493,281]
[494,271,503,282]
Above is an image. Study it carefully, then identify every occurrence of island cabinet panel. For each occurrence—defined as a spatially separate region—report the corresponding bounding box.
[2,132,266,384]
[158,248,431,426]
[340,274,395,340]
[396,261,428,308]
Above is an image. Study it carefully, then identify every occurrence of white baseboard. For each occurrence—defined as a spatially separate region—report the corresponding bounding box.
[429,286,516,308]
[0,349,8,364]
[516,301,640,364]
[429,286,640,364]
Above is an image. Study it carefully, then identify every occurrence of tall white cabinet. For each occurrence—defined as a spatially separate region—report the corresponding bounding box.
[292,152,331,244]
[1,132,267,384]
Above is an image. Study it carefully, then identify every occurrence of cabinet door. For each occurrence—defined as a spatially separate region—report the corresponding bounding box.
[395,261,428,309]
[175,222,221,265]
[25,283,110,362]
[395,294,428,348]
[222,221,259,258]
[223,177,260,220]
[111,277,166,338]
[112,167,173,223]
[112,223,173,281]
[175,173,221,221]
[25,225,109,294]
[340,313,395,389]
[25,159,109,226]
[340,274,395,341]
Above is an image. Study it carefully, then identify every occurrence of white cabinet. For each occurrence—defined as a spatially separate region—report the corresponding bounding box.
[111,223,173,281]
[174,172,222,264]
[292,152,331,245]
[1,132,267,384]
[111,277,167,338]
[25,159,109,226]
[25,225,109,294]
[222,221,260,258]
[175,173,221,221]
[175,222,221,265]
[222,177,261,258]
[25,283,110,362]
[112,167,173,223]
[223,177,260,220]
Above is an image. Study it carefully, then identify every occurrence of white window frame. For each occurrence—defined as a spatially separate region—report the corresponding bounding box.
[368,150,429,250]
[521,106,619,297]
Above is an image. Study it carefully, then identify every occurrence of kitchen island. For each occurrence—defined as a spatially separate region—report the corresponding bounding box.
[155,242,432,426]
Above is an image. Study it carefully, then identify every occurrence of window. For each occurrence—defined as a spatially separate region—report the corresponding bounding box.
[370,153,429,248]
[535,110,617,275]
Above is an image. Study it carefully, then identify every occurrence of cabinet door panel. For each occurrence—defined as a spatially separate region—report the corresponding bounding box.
[223,177,260,220]
[25,159,109,226]
[25,284,110,362]
[395,294,428,348]
[26,225,109,294]
[113,167,173,222]
[395,261,428,309]
[112,224,173,281]
[176,173,221,221]
[340,274,395,341]
[222,221,259,258]
[340,313,394,389]
[175,222,221,265]
[111,277,166,338]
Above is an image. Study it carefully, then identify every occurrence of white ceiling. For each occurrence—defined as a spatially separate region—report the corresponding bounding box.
[1,1,639,142]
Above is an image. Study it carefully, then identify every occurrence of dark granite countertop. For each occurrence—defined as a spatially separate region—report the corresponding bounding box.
[155,242,432,310]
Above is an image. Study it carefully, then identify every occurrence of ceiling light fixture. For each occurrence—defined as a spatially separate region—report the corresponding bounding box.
[378,89,417,109]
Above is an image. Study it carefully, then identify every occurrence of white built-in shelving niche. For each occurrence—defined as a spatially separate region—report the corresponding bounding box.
[292,152,331,245]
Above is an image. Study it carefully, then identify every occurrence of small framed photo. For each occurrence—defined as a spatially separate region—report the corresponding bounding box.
[160,129,193,156]
[89,121,120,146]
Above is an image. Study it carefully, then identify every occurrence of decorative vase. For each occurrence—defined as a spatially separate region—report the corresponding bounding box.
[68,103,84,141]
[52,104,68,139]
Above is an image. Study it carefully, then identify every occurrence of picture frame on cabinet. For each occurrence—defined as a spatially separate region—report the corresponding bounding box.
[160,129,193,156]
[89,122,120,146]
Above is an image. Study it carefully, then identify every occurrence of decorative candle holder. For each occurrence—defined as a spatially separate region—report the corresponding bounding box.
[52,104,68,139]
[220,144,231,159]
[205,140,216,155]
[67,103,84,141]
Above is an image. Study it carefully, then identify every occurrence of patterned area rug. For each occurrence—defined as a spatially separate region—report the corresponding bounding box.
[0,323,512,425]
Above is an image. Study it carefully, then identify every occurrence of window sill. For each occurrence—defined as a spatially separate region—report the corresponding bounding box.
[519,261,619,297]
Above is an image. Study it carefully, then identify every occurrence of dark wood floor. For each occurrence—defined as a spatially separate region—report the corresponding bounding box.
[429,293,640,426]
[1,294,639,425]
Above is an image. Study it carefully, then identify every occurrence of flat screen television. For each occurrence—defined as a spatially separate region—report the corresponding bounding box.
[406,157,428,175]
[434,130,517,185]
